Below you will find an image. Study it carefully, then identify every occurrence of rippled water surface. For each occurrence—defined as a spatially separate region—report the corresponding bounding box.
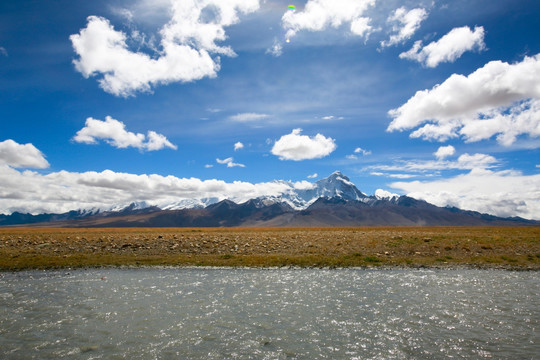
[1,268,538,359]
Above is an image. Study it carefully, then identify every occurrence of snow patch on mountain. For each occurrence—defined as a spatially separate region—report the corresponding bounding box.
[375,189,400,201]
[161,198,221,210]
[110,201,154,212]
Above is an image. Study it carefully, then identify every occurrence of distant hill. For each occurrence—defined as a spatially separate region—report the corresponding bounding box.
[1,172,538,227]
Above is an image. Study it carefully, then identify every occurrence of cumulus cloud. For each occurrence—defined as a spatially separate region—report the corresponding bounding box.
[400,26,485,67]
[282,0,376,40]
[375,189,399,199]
[229,113,270,123]
[307,173,318,179]
[0,140,49,169]
[0,166,301,215]
[434,145,455,160]
[388,54,540,145]
[70,0,260,96]
[458,99,540,146]
[346,147,371,160]
[146,131,177,151]
[73,116,177,151]
[271,128,337,161]
[234,142,244,151]
[354,147,371,155]
[391,168,540,220]
[381,7,428,47]
[216,157,245,168]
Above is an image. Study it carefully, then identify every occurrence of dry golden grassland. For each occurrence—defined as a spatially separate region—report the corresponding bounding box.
[0,227,539,270]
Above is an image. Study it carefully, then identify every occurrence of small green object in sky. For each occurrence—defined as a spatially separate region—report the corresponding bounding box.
[288,5,296,10]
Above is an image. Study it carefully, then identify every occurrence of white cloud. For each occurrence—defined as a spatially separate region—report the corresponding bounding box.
[388,173,416,179]
[216,157,245,168]
[73,116,177,151]
[350,16,373,37]
[307,173,318,179]
[271,128,337,161]
[110,7,134,22]
[205,164,213,168]
[0,166,299,215]
[354,147,371,155]
[234,142,244,151]
[400,26,485,67]
[292,180,316,191]
[381,7,428,47]
[346,147,371,160]
[282,0,376,40]
[0,46,7,57]
[388,54,540,146]
[375,189,399,199]
[229,113,270,122]
[434,145,455,160]
[391,168,540,220]
[70,0,260,96]
[1,163,538,219]
[146,131,177,151]
[458,99,540,146]
[369,152,498,173]
[322,115,344,120]
[266,39,283,57]
[0,140,49,169]
[371,172,416,179]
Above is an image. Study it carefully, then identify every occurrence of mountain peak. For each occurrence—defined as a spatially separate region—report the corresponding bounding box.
[323,171,353,185]
[275,171,367,209]
[330,170,345,177]
[328,171,353,182]
[316,172,364,195]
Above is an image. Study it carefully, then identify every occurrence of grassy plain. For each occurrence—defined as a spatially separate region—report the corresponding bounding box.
[0,227,539,270]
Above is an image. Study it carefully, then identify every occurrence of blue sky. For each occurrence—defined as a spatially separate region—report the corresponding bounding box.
[1,0,540,219]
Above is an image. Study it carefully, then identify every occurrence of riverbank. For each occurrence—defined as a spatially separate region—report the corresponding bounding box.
[1,227,539,270]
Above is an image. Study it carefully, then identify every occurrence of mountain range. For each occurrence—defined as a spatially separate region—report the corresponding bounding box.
[1,172,538,227]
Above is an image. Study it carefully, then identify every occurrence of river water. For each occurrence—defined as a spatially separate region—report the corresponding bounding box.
[0,268,538,359]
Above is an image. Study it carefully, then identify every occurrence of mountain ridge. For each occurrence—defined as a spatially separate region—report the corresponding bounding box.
[1,172,538,227]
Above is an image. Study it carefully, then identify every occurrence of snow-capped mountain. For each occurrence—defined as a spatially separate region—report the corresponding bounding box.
[114,171,371,212]
[312,171,367,200]
[161,197,221,210]
[289,171,367,207]
[2,171,538,227]
[257,171,369,210]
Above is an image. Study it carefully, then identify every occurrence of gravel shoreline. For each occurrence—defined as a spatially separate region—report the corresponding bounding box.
[1,227,539,270]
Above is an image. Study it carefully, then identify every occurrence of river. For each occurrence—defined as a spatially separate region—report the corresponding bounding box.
[1,268,538,359]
